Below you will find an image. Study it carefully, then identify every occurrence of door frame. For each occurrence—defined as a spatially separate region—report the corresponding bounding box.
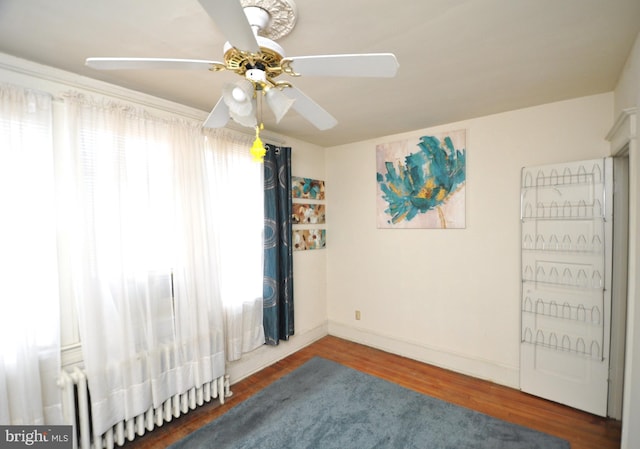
[609,151,629,419]
[605,108,637,445]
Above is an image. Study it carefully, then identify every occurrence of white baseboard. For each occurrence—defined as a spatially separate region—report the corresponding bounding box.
[226,321,329,385]
[328,321,520,389]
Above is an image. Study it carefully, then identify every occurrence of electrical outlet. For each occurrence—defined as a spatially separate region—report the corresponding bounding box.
[355,310,361,320]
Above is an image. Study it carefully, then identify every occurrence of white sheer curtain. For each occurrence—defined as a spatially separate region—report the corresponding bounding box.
[204,129,265,361]
[0,84,62,425]
[61,93,226,436]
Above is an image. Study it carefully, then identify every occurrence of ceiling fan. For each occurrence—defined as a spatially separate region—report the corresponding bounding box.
[85,0,399,131]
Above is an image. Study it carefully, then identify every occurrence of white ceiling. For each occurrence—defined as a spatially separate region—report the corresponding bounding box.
[0,0,638,147]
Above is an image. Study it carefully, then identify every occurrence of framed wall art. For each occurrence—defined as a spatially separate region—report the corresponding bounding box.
[292,176,326,250]
[376,129,466,229]
[292,203,326,225]
[292,229,326,251]
[292,176,325,200]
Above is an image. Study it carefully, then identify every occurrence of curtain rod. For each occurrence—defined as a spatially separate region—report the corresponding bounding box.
[51,96,286,146]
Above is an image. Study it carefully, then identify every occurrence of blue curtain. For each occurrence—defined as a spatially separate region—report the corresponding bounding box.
[263,144,294,345]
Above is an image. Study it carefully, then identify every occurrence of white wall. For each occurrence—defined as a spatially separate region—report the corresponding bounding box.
[325,93,613,388]
[614,31,640,449]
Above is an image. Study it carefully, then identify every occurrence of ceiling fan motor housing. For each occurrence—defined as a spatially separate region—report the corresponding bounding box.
[219,0,298,85]
[223,35,286,85]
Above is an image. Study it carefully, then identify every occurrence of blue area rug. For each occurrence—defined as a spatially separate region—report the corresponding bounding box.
[169,357,569,449]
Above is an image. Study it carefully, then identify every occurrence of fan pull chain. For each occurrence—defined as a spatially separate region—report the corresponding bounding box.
[250,123,267,162]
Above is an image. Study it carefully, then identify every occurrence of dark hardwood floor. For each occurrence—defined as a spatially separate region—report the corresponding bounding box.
[126,336,621,448]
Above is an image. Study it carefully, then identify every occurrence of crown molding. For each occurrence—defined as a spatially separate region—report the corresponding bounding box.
[0,52,208,121]
[606,107,637,155]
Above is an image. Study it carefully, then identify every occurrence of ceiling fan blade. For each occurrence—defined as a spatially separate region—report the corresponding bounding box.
[282,86,337,130]
[203,98,230,128]
[284,53,399,78]
[197,0,259,53]
[85,57,224,71]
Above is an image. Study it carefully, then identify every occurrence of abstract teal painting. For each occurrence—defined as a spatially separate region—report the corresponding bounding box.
[292,176,325,200]
[376,130,466,228]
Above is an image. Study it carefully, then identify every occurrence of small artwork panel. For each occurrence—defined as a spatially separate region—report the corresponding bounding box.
[292,176,325,200]
[292,203,326,224]
[293,229,326,251]
[376,130,466,229]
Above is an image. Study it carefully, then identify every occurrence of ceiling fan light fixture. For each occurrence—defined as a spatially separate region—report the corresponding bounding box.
[222,79,258,128]
[266,87,295,123]
[230,106,258,128]
[222,79,254,113]
[232,86,247,102]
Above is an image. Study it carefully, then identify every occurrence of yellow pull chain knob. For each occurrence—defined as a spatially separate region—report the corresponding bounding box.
[250,124,267,163]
